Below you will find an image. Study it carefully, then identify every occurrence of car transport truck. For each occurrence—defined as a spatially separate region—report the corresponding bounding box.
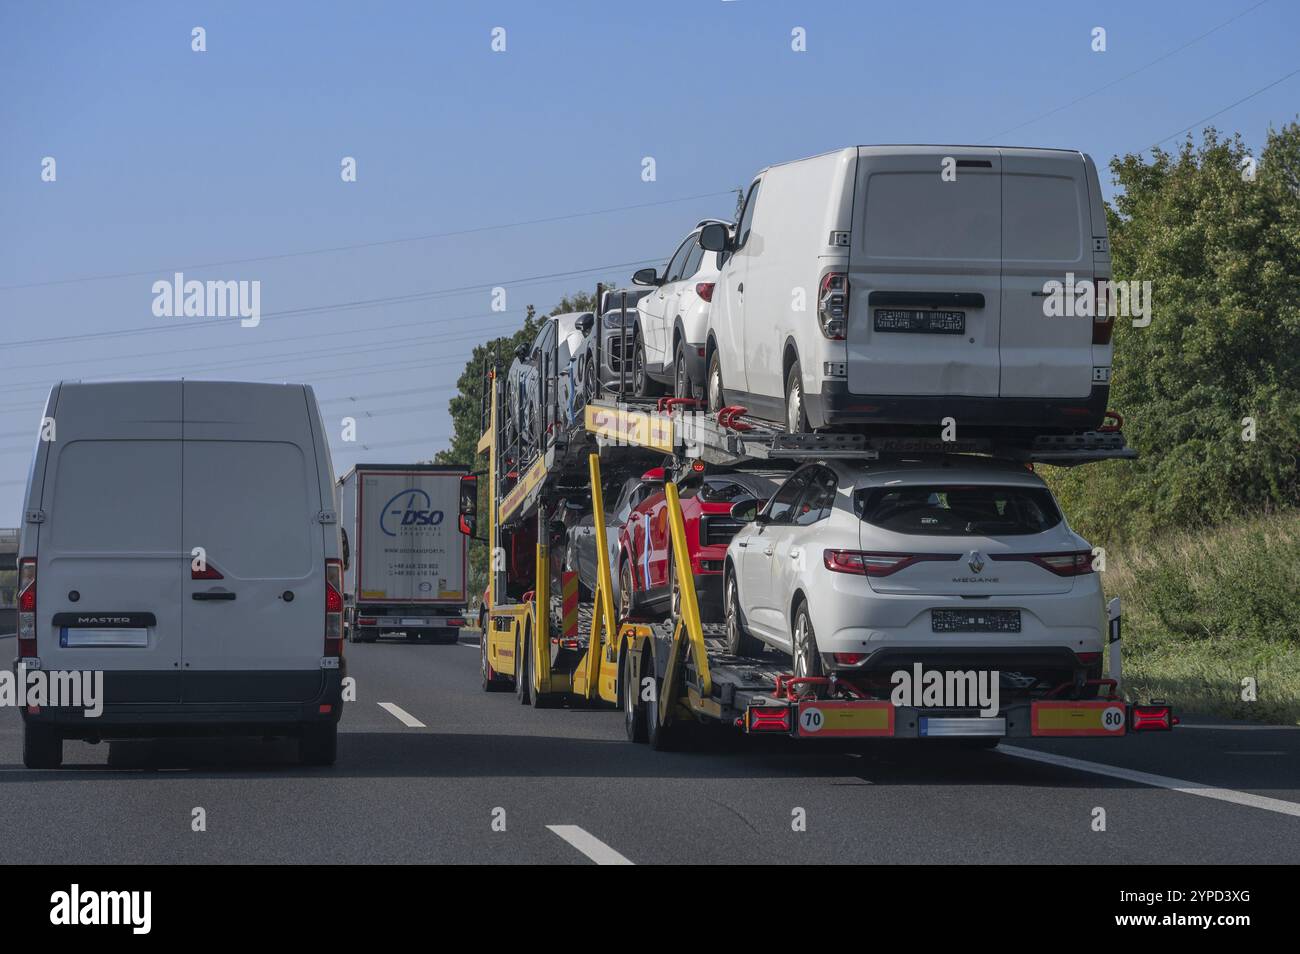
[338,464,471,643]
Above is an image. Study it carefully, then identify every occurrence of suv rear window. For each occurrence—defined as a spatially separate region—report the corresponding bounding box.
[855,484,1062,536]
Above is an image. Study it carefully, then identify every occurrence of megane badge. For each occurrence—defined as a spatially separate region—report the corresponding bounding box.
[968,550,985,574]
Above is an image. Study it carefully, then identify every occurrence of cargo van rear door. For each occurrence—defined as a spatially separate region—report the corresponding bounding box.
[998,150,1094,399]
[848,147,1002,398]
[36,382,183,702]
[181,382,326,703]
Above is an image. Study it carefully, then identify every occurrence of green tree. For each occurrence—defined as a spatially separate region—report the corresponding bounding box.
[1045,123,1300,544]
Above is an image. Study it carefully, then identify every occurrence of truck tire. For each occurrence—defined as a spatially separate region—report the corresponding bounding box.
[623,650,647,743]
[515,631,531,705]
[300,724,337,766]
[23,723,62,769]
[644,650,694,752]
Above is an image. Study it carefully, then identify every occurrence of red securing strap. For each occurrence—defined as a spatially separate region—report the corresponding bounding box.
[1098,410,1123,433]
[717,405,754,432]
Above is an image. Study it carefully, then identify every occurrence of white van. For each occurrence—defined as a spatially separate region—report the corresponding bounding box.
[15,381,345,768]
[699,146,1114,436]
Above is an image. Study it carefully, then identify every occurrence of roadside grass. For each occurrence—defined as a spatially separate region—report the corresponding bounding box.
[1101,511,1300,725]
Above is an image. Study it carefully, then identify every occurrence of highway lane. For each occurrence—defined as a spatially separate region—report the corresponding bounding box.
[0,631,1295,864]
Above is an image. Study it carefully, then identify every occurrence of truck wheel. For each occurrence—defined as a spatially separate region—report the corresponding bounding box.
[300,724,337,766]
[623,650,647,743]
[23,724,62,769]
[481,633,509,692]
[785,359,808,434]
[724,571,762,657]
[644,651,693,752]
[618,559,636,620]
[515,632,532,705]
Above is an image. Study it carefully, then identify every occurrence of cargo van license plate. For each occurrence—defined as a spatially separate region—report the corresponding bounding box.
[60,627,149,648]
[931,609,1021,633]
[874,309,965,334]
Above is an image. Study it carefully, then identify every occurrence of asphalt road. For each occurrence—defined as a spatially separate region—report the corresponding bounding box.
[0,631,1296,864]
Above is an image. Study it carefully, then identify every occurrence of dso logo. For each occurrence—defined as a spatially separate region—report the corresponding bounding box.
[380,489,444,536]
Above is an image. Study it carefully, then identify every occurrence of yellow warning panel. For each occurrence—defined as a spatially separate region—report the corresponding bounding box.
[584,403,674,454]
[1032,701,1127,736]
[796,700,894,738]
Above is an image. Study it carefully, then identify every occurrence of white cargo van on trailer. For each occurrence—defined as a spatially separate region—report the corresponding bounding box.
[699,145,1114,437]
[15,380,345,768]
[337,464,470,643]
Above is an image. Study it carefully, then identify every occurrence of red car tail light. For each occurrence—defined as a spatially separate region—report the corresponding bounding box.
[992,550,1094,576]
[823,549,957,577]
[695,282,715,302]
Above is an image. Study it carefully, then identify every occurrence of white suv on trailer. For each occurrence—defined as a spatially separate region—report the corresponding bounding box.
[723,457,1104,694]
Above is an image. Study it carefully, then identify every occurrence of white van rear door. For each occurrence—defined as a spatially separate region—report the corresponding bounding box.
[182,383,325,699]
[37,382,184,701]
[998,151,1094,398]
[848,148,1002,397]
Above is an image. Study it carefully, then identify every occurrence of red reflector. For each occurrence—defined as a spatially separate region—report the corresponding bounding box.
[695,282,715,302]
[26,705,40,715]
[192,565,224,580]
[1131,705,1174,731]
[748,706,790,732]
[561,639,581,650]
[358,617,376,626]
[449,619,466,627]
[692,460,705,472]
[318,704,332,714]
[830,652,866,666]
[1076,652,1101,664]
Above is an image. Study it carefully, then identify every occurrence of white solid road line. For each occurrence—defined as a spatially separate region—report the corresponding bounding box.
[999,745,1300,819]
[547,825,634,865]
[1175,723,1300,731]
[377,702,426,728]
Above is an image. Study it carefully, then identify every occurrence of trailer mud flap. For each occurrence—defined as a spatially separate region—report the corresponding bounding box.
[1031,700,1127,737]
[795,700,894,738]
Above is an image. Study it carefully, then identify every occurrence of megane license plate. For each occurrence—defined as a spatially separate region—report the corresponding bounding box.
[931,609,1021,633]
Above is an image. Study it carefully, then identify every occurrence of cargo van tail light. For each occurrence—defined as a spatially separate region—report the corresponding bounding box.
[17,558,36,657]
[1092,280,1115,345]
[822,549,956,577]
[817,272,848,340]
[695,282,715,302]
[991,550,1094,576]
[325,559,344,657]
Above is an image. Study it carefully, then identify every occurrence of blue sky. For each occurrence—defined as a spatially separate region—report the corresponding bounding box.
[1,0,1296,518]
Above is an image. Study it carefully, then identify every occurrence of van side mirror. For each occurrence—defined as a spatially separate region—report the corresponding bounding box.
[632,267,662,287]
[729,497,759,523]
[458,474,478,537]
[576,313,595,335]
[698,223,730,253]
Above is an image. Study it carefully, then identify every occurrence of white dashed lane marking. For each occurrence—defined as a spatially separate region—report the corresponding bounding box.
[547,825,634,865]
[377,702,425,728]
[999,745,1300,818]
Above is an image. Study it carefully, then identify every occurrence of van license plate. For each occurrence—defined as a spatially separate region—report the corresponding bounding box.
[931,609,1020,633]
[874,309,965,334]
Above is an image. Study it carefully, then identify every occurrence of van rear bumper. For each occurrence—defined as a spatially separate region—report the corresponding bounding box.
[806,382,1110,432]
[17,666,345,741]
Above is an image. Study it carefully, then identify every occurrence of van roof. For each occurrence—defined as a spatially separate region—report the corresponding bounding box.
[756,144,1084,175]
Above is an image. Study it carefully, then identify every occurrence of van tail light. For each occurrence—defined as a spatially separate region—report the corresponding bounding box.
[17,558,36,657]
[695,282,715,302]
[817,272,848,340]
[991,550,1094,576]
[1092,279,1115,345]
[325,559,344,657]
[822,549,956,577]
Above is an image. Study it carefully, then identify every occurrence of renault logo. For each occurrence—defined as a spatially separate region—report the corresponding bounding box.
[967,550,985,574]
